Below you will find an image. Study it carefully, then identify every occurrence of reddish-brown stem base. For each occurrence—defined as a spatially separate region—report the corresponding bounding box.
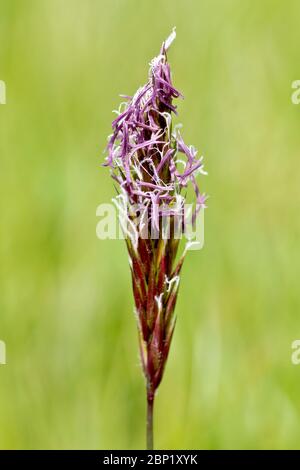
[147,388,154,450]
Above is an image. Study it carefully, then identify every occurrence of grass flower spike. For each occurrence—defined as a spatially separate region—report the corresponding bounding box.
[104,28,206,449]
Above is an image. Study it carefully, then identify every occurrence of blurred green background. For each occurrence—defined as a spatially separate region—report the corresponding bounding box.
[0,0,300,450]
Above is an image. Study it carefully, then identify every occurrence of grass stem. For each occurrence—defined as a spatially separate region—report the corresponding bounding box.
[147,388,154,450]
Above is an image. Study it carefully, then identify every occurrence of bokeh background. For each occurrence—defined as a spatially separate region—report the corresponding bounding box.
[0,0,300,450]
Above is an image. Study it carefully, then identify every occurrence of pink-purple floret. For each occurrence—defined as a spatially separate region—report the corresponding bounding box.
[105,34,206,228]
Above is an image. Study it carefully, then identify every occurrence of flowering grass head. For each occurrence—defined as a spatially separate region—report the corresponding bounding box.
[104,28,206,448]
